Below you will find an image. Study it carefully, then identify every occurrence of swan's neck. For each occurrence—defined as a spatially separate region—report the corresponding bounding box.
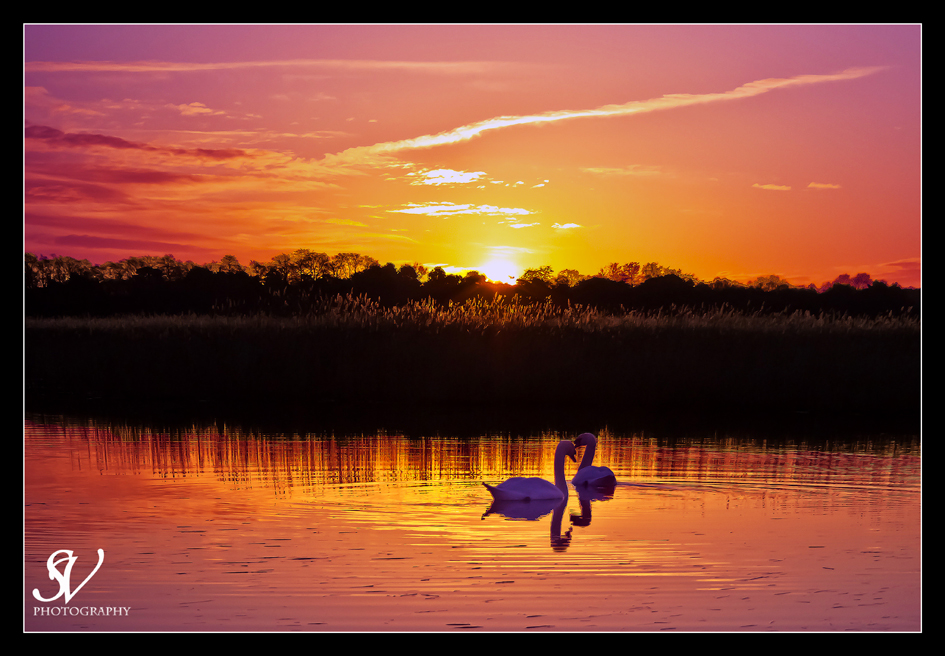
[553,448,570,492]
[578,440,596,471]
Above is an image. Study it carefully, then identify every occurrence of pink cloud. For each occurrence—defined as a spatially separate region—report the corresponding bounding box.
[25,123,252,160]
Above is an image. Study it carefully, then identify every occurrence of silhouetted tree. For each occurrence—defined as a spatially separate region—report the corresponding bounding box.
[427,266,447,283]
[850,272,873,290]
[748,274,793,291]
[292,249,330,280]
[817,273,873,293]
[398,263,420,282]
[42,255,92,284]
[569,276,632,310]
[633,274,698,309]
[640,262,664,282]
[247,259,272,279]
[597,262,623,282]
[98,260,128,281]
[156,254,185,281]
[24,253,40,289]
[408,262,430,283]
[708,276,743,290]
[554,268,585,287]
[622,262,641,286]
[422,266,463,303]
[120,256,148,280]
[515,266,555,301]
[330,252,378,279]
[270,253,295,285]
[597,262,640,285]
[218,254,244,274]
[518,265,554,285]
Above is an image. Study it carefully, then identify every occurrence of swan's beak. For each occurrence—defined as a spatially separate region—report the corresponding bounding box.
[568,453,576,462]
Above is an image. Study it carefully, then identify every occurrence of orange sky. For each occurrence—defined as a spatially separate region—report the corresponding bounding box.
[23,24,921,287]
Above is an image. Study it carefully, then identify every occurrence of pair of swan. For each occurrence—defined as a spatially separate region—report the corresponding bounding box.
[482,433,616,502]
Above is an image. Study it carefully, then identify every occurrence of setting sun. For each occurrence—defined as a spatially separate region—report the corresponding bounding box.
[478,258,521,283]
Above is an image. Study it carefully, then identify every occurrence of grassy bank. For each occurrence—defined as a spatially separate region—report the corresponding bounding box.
[24,295,920,426]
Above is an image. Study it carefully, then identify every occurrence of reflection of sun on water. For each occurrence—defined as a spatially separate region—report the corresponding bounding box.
[479,259,520,283]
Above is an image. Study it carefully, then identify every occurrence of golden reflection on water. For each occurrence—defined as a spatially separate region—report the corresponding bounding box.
[25,419,919,492]
[24,417,920,632]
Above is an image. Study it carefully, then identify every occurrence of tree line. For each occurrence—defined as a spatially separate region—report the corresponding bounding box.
[24,250,919,319]
[24,250,383,289]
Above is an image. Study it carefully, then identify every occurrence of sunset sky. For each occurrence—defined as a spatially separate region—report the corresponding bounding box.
[23,24,921,288]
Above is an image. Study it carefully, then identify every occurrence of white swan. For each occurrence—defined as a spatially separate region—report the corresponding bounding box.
[571,433,617,488]
[483,440,577,501]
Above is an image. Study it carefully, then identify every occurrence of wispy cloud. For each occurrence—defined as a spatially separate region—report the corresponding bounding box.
[328,66,887,167]
[752,183,791,191]
[25,123,252,160]
[552,222,582,230]
[324,218,367,227]
[408,168,487,186]
[167,101,226,117]
[877,257,921,285]
[487,245,535,255]
[360,231,418,243]
[388,202,532,217]
[25,58,508,76]
[808,182,842,189]
[509,222,540,229]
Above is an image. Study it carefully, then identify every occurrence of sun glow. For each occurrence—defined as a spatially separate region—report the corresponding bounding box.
[478,259,521,283]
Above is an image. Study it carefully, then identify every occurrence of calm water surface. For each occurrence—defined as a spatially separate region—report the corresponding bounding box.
[24,416,921,632]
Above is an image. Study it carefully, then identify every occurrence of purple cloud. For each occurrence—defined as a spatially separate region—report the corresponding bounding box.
[25,123,251,160]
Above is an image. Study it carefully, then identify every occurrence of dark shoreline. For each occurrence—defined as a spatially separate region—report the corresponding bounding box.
[25,302,920,440]
[25,392,920,443]
[26,323,921,441]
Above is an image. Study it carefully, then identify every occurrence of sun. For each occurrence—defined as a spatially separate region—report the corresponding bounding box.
[478,258,520,284]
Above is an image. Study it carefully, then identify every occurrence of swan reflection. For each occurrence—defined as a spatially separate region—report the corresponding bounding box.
[481,497,562,521]
[480,498,573,551]
[570,484,614,527]
[549,498,572,551]
[481,483,615,551]
[576,481,615,502]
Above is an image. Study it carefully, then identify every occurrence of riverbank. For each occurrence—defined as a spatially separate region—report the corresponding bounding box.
[24,301,920,433]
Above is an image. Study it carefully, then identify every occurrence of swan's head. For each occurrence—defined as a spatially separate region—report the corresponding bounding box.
[557,440,577,461]
[574,433,597,448]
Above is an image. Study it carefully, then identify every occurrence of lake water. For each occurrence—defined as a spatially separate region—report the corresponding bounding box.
[24,415,921,632]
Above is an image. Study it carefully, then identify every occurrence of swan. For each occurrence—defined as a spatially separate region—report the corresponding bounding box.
[571,433,617,488]
[483,440,577,501]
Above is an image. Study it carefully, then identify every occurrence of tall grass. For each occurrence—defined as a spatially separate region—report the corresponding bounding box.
[25,294,920,424]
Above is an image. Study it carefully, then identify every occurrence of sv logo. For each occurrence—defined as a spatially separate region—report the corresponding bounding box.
[32,549,105,604]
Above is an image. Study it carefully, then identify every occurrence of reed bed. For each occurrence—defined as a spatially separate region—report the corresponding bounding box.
[28,293,912,334]
[25,294,920,423]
